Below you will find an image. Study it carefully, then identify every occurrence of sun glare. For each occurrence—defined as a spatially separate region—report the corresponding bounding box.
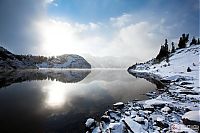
[43,81,73,108]
[38,20,78,56]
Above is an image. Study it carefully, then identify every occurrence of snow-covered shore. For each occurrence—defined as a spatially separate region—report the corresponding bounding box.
[86,45,200,133]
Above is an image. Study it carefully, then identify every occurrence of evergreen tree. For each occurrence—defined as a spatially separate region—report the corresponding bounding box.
[178,33,189,48]
[197,38,200,45]
[156,39,170,61]
[190,37,197,46]
[164,39,169,53]
[171,42,176,53]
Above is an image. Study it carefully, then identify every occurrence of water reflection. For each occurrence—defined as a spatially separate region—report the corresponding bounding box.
[0,69,158,133]
[43,81,69,108]
[0,69,91,88]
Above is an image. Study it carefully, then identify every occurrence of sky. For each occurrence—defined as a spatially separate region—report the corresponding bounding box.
[0,0,199,61]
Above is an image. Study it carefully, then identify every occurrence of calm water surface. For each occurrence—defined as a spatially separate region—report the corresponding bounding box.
[0,69,157,133]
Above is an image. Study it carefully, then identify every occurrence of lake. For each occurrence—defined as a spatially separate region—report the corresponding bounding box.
[0,69,157,133]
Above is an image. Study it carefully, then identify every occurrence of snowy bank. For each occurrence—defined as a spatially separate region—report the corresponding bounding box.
[86,45,199,133]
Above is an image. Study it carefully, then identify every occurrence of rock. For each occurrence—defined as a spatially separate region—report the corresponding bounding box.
[180,81,193,85]
[130,110,137,118]
[179,90,198,95]
[109,123,123,133]
[134,116,145,124]
[100,115,110,123]
[125,111,131,116]
[143,104,154,112]
[106,110,121,121]
[146,92,157,97]
[85,118,96,130]
[123,117,146,133]
[160,79,171,83]
[161,106,172,114]
[155,121,169,128]
[113,102,124,110]
[182,111,200,125]
[187,67,192,72]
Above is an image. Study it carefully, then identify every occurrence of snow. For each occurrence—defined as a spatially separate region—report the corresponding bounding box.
[37,54,91,69]
[182,111,200,122]
[113,102,124,106]
[108,123,123,133]
[86,45,200,133]
[85,118,95,128]
[161,106,171,113]
[134,116,144,122]
[123,117,147,133]
[145,99,171,106]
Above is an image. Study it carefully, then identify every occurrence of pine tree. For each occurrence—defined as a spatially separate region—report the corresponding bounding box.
[178,33,189,48]
[190,37,197,46]
[171,42,176,53]
[197,38,200,45]
[164,39,169,53]
[156,39,170,61]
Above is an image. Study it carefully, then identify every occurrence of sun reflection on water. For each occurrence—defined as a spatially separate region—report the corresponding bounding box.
[42,80,74,108]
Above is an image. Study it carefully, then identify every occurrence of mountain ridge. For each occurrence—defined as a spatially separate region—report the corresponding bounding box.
[0,46,91,71]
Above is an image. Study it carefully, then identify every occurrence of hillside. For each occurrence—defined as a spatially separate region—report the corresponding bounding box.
[129,45,199,92]
[37,54,91,69]
[0,46,37,71]
[0,46,91,71]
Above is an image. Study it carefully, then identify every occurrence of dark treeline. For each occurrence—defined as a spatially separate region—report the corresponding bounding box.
[156,34,200,62]
[128,34,199,71]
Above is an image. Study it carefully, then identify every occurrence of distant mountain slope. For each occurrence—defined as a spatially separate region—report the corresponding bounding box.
[37,54,91,69]
[0,46,91,71]
[0,46,37,71]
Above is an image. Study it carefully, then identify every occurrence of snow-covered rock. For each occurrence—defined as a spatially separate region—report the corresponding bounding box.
[123,117,147,133]
[108,123,123,133]
[161,106,171,114]
[85,118,96,129]
[182,111,200,123]
[113,102,124,109]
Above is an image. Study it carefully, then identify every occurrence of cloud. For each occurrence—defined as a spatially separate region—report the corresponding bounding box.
[0,0,48,54]
[36,15,166,61]
[0,0,198,63]
[104,21,164,60]
[36,18,105,56]
[110,13,133,28]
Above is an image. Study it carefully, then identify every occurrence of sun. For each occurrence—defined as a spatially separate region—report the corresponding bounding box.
[37,19,78,56]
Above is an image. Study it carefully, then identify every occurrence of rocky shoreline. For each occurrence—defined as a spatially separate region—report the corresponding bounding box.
[85,45,200,133]
[85,71,199,133]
